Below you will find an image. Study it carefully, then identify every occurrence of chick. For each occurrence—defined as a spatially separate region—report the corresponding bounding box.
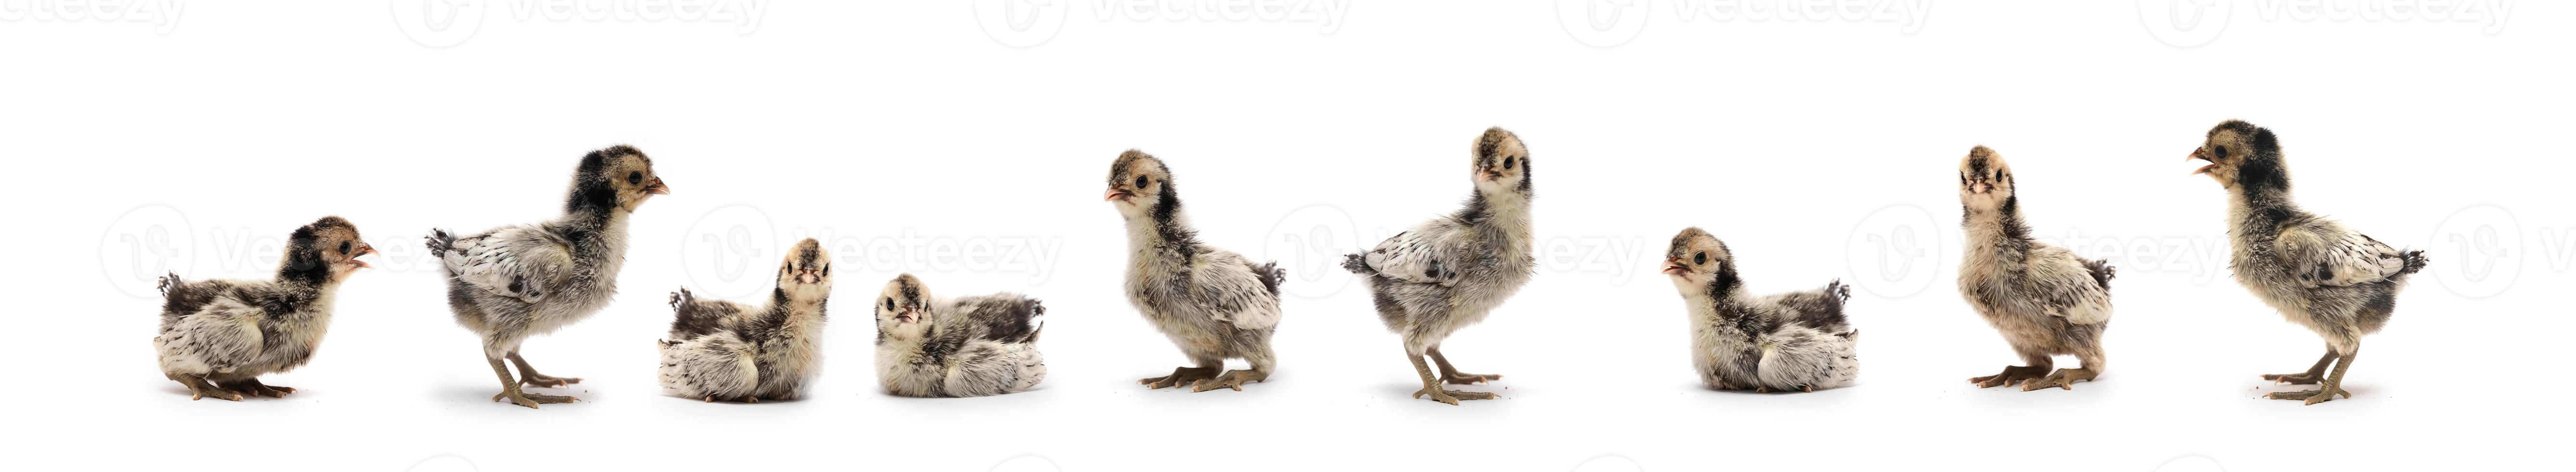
[425,145,671,408]
[656,238,833,403]
[872,274,1047,397]
[1340,127,1536,405]
[1661,228,1859,393]
[1104,151,1288,393]
[1954,146,2117,391]
[2186,120,2427,405]
[153,217,375,400]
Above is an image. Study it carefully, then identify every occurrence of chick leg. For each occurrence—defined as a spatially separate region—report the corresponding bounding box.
[487,355,578,409]
[169,373,242,401]
[1409,347,1495,405]
[1426,345,1503,385]
[2022,354,2103,391]
[507,351,584,388]
[2260,345,2338,385]
[216,377,297,398]
[2269,346,2356,405]
[1139,353,1222,390]
[1969,353,2052,389]
[1193,346,1275,393]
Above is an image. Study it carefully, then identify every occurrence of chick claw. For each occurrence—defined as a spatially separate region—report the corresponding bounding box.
[2260,372,2324,385]
[2265,388,2350,405]
[1442,372,1503,385]
[519,374,582,388]
[494,392,579,409]
[189,387,245,402]
[1190,369,1269,393]
[1970,365,2049,389]
[1412,387,1496,405]
[1139,366,1219,390]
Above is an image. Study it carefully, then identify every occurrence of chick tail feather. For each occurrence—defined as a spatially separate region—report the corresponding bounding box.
[1340,252,1377,276]
[423,228,455,258]
[2082,259,2116,290]
[1253,261,1288,296]
[2395,250,2429,277]
[665,288,724,340]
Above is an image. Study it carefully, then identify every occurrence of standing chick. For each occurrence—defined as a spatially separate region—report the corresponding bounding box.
[872,274,1047,397]
[1104,151,1288,393]
[657,238,832,403]
[1341,127,1535,405]
[153,217,375,400]
[425,145,671,408]
[1954,146,2117,391]
[2186,120,2426,405]
[1662,228,1859,393]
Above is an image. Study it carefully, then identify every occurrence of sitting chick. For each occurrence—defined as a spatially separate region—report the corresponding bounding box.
[656,238,833,403]
[1662,228,1858,393]
[153,216,375,400]
[873,274,1047,397]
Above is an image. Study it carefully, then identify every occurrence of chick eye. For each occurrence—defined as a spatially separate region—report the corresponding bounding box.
[1502,157,1515,170]
[338,241,351,254]
[885,297,895,311]
[2212,146,2228,159]
[1693,252,1707,265]
[627,171,643,184]
[1134,175,1149,188]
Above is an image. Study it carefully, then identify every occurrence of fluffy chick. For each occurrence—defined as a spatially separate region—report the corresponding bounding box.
[2187,120,2426,405]
[153,217,375,400]
[425,145,671,408]
[657,238,833,403]
[1662,228,1859,393]
[1105,151,1288,393]
[1341,127,1536,405]
[872,274,1047,397]
[1954,146,2117,391]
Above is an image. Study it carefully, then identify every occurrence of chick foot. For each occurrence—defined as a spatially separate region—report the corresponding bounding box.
[2264,388,2349,404]
[494,391,581,409]
[2020,368,2097,391]
[1970,365,2049,389]
[218,379,297,398]
[1442,372,1503,385]
[519,373,583,389]
[1412,387,1497,405]
[1191,369,1269,392]
[1139,366,1219,390]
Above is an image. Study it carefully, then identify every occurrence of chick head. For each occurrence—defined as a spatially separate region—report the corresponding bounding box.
[773,238,833,302]
[285,216,374,283]
[1469,127,1531,196]
[575,144,672,213]
[1662,227,1739,300]
[2188,119,2287,192]
[874,274,934,341]
[1104,150,1178,219]
[1956,145,2016,213]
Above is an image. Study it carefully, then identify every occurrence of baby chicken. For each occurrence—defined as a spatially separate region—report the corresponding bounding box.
[1104,151,1288,393]
[1662,228,1859,393]
[872,274,1047,397]
[153,216,375,400]
[657,238,833,403]
[2186,120,2426,405]
[1954,146,2117,391]
[425,145,671,408]
[1341,127,1536,405]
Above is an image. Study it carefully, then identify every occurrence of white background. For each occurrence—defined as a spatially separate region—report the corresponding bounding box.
[8,1,2570,471]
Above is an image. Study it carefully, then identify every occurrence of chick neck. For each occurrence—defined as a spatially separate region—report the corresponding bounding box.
[1459,186,1535,252]
[1960,193,2034,262]
[1122,192,1202,264]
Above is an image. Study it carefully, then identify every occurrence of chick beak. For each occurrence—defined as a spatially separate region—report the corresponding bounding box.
[1661,258,1688,276]
[351,245,376,269]
[1104,186,1134,202]
[897,308,921,324]
[647,180,673,195]
[2187,148,2217,175]
[1481,168,1502,182]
